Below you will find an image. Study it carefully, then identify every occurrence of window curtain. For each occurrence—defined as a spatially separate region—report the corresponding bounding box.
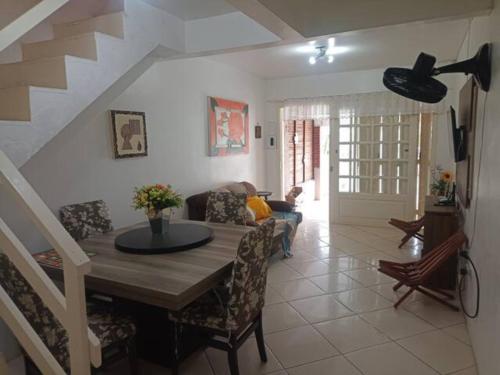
[282,98,331,122]
[282,91,445,121]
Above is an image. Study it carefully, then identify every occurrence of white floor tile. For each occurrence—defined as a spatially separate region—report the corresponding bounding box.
[335,288,393,313]
[286,260,332,277]
[267,263,303,284]
[262,303,308,334]
[314,316,390,353]
[398,330,476,374]
[345,342,439,375]
[265,286,286,305]
[286,356,362,375]
[360,308,435,339]
[322,256,368,272]
[442,323,471,345]
[289,294,354,323]
[404,299,465,328]
[449,367,478,375]
[309,273,364,293]
[342,268,393,287]
[270,278,324,301]
[206,340,283,375]
[265,326,339,368]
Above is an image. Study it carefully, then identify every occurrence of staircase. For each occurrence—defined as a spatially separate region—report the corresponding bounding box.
[0,0,184,167]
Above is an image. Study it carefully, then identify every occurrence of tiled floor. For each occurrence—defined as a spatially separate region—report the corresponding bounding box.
[8,214,478,375]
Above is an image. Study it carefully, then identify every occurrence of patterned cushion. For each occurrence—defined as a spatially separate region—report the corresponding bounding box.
[60,200,113,241]
[87,304,136,348]
[205,192,247,225]
[0,254,135,372]
[168,287,229,331]
[169,219,275,333]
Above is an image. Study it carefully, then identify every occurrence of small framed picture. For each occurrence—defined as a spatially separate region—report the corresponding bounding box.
[110,110,148,159]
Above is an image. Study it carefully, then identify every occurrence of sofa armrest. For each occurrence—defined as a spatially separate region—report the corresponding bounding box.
[267,200,294,213]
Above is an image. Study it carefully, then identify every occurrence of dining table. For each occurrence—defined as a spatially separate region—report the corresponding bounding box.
[35,219,279,367]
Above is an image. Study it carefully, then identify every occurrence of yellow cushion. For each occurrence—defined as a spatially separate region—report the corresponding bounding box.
[247,196,272,220]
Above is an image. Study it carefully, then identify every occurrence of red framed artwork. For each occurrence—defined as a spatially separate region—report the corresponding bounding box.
[208,96,249,156]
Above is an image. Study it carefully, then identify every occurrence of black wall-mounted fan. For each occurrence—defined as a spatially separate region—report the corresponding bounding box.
[383,43,492,103]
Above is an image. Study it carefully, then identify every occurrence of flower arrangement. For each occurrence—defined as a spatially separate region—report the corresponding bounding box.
[133,184,183,218]
[430,167,454,197]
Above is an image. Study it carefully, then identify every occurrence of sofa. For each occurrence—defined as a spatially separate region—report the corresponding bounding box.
[186,181,302,257]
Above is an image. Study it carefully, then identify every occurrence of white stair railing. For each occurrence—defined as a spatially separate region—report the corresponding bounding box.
[0,0,70,52]
[0,149,101,374]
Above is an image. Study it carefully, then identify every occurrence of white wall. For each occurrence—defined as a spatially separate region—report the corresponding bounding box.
[451,11,500,375]
[264,68,456,197]
[185,12,280,53]
[0,56,266,359]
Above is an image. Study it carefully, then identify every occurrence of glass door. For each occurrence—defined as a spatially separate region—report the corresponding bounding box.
[331,114,419,226]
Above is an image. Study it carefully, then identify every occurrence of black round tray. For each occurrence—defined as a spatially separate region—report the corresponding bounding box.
[114,223,214,255]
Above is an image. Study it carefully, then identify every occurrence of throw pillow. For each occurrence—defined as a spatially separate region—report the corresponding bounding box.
[247,196,272,220]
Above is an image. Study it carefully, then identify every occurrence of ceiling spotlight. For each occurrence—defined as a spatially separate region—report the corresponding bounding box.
[306,37,344,65]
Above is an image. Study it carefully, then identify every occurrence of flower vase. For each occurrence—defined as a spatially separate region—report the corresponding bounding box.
[147,209,172,235]
[148,210,164,235]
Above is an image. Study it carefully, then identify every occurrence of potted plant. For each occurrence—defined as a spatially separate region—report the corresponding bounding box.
[430,167,454,197]
[133,184,183,234]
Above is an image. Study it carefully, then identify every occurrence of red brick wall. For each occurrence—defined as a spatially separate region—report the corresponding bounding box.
[304,120,314,181]
[313,125,320,170]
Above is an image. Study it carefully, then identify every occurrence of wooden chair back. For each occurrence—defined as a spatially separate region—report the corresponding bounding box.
[411,230,467,284]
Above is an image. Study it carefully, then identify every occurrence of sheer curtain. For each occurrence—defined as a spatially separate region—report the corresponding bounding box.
[282,98,332,122]
[282,91,445,120]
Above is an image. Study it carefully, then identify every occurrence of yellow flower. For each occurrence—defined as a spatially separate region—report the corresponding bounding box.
[441,171,453,182]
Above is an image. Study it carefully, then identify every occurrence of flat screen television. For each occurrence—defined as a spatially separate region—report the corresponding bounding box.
[449,106,466,162]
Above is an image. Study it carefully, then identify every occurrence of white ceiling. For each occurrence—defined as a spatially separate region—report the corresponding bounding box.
[142,0,237,20]
[256,0,491,37]
[209,19,469,79]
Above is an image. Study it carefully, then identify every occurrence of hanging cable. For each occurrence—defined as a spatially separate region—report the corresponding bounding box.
[458,251,480,318]
[456,77,489,319]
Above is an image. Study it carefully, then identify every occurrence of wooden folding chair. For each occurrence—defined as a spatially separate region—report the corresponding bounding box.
[389,216,425,248]
[378,230,467,311]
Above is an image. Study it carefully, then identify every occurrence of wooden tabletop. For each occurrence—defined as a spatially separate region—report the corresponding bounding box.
[39,220,253,311]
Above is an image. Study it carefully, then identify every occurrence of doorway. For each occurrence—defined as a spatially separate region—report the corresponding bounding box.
[281,119,330,222]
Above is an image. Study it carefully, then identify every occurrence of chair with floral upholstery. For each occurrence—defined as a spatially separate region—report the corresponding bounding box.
[59,200,114,241]
[168,219,275,375]
[205,192,248,226]
[0,253,138,374]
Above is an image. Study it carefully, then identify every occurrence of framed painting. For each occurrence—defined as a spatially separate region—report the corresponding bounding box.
[208,96,249,156]
[110,110,148,159]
